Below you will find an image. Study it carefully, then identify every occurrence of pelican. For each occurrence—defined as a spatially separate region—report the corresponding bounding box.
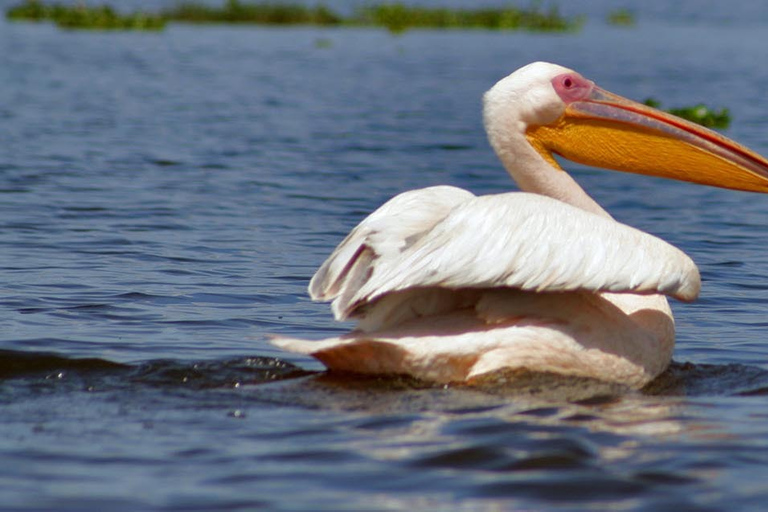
[272,62,768,389]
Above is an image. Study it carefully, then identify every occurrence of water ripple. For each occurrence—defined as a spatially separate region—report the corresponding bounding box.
[4,10,768,511]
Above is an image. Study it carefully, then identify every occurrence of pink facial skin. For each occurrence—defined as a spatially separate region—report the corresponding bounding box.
[551,72,595,104]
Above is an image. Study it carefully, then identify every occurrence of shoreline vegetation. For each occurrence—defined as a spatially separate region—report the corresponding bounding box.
[7,0,582,33]
[7,1,167,30]
[644,99,731,129]
[6,1,732,129]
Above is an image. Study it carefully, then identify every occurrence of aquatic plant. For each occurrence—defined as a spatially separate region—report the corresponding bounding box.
[165,0,341,25]
[6,0,48,21]
[355,3,582,34]
[644,98,731,129]
[8,1,582,33]
[607,8,635,27]
[7,0,166,30]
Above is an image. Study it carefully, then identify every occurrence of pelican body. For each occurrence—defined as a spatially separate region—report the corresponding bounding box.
[273,62,768,388]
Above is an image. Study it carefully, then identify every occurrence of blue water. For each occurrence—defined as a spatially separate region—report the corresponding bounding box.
[3,2,768,510]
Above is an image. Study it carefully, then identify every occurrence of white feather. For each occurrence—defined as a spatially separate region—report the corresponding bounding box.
[316,189,700,321]
[308,186,475,309]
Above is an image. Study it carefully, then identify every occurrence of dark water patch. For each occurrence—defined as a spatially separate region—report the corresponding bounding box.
[506,450,592,471]
[263,448,362,463]
[711,260,746,268]
[517,406,562,418]
[406,142,476,152]
[23,282,93,291]
[19,303,135,316]
[409,444,518,471]
[476,472,647,501]
[0,349,309,391]
[562,412,601,423]
[633,470,699,485]
[0,349,126,379]
[443,404,506,416]
[149,158,183,167]
[349,413,422,431]
[69,250,211,265]
[186,292,267,305]
[57,205,110,213]
[408,436,596,473]
[113,291,190,304]
[159,318,273,329]
[632,502,720,512]
[4,349,767,403]
[737,386,768,396]
[130,357,310,389]
[117,222,193,232]
[572,393,625,406]
[644,361,768,396]
[158,268,198,276]
[443,416,563,438]
[165,499,273,512]
[254,423,344,441]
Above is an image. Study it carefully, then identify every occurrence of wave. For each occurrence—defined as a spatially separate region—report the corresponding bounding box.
[0,349,311,389]
[2,349,768,398]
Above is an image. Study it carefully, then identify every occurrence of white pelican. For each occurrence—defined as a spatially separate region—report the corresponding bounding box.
[272,62,768,389]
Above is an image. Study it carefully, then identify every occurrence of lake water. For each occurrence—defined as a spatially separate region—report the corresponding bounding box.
[3,2,768,510]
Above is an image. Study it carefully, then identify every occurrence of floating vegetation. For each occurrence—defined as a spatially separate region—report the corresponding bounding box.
[644,98,731,129]
[607,8,635,26]
[165,0,341,26]
[7,0,166,30]
[355,3,582,34]
[7,0,582,33]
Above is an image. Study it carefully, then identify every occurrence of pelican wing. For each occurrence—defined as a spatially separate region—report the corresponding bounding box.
[309,185,475,301]
[314,190,701,320]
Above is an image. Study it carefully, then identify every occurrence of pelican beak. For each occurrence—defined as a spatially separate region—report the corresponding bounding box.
[526,86,768,193]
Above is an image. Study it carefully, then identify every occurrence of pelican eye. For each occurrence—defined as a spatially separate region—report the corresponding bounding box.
[552,72,593,103]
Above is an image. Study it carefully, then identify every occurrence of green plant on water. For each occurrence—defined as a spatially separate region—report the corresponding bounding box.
[6,0,46,20]
[607,8,635,27]
[356,2,582,34]
[7,0,165,30]
[57,5,166,30]
[7,0,582,33]
[644,98,731,129]
[165,0,341,25]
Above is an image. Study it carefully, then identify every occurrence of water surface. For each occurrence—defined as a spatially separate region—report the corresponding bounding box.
[3,3,768,510]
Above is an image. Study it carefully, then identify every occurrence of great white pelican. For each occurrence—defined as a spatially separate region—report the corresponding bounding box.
[272,62,768,389]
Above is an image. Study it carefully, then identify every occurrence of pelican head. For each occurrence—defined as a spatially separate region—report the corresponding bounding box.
[484,61,768,194]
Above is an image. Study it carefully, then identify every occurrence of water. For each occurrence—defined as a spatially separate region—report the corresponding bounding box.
[3,2,768,510]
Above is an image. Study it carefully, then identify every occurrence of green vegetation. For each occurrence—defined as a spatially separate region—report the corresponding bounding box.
[165,0,340,26]
[644,98,731,129]
[7,0,166,30]
[7,0,582,33]
[355,3,581,34]
[606,8,635,27]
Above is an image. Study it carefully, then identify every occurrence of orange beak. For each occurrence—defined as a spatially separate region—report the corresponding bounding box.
[526,86,768,193]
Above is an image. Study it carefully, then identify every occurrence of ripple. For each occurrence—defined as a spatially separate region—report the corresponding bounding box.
[0,349,126,379]
[0,350,308,390]
[476,473,647,501]
[4,14,768,512]
[644,361,768,396]
[409,444,517,471]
